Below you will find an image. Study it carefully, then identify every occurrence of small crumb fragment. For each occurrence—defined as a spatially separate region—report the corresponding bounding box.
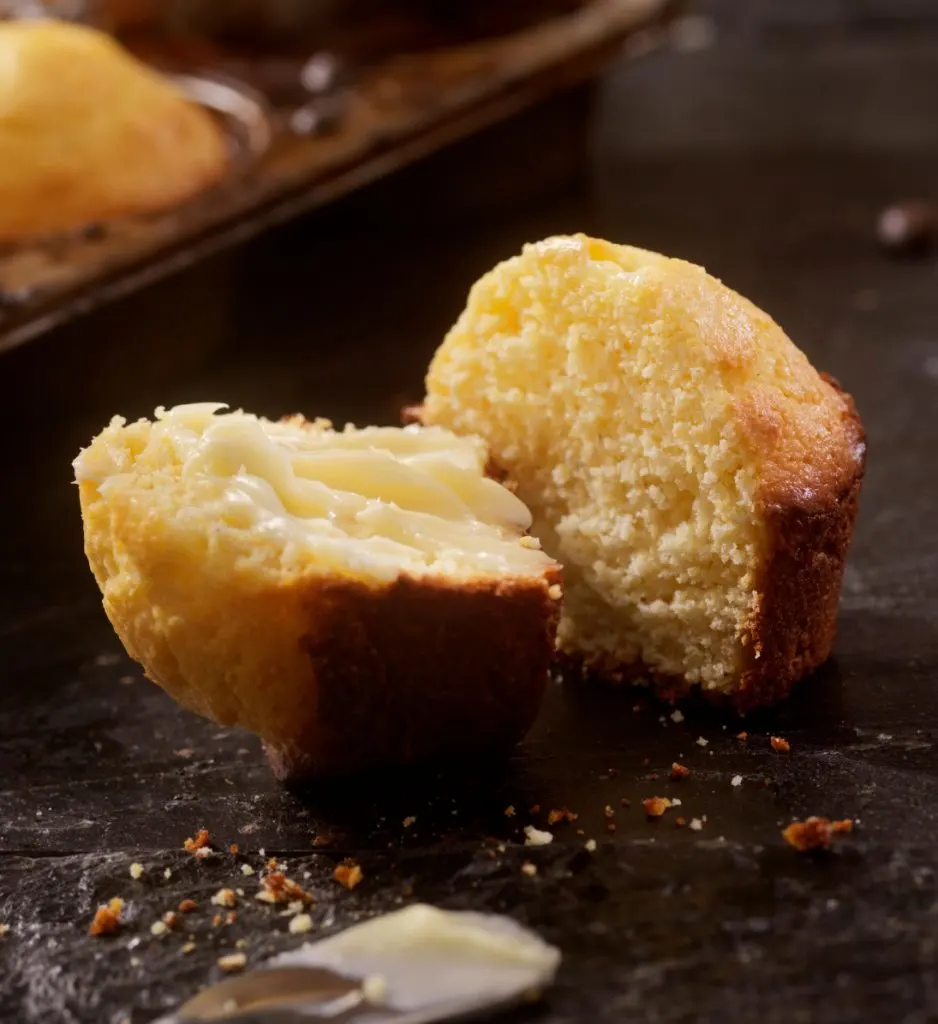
[289,913,314,934]
[504,805,516,818]
[89,898,124,937]
[194,846,214,860]
[529,804,541,814]
[546,808,578,826]
[235,937,247,949]
[671,798,682,807]
[363,975,389,1006]
[670,762,690,781]
[267,858,279,871]
[211,889,238,908]
[211,914,222,927]
[643,797,671,819]
[162,911,180,930]
[150,921,169,937]
[675,817,687,828]
[736,731,748,742]
[402,816,416,828]
[548,584,562,600]
[259,872,315,904]
[183,829,211,854]
[519,534,541,550]
[217,952,247,973]
[130,957,141,968]
[523,825,554,847]
[163,868,172,880]
[603,805,615,819]
[182,941,196,954]
[229,844,239,856]
[731,775,743,787]
[782,817,853,852]
[0,923,9,938]
[334,860,364,890]
[129,863,144,881]
[521,861,538,878]
[178,899,197,914]
[670,710,684,724]
[696,737,709,748]
[606,822,617,833]
[771,736,791,753]
[689,818,704,831]
[240,863,255,876]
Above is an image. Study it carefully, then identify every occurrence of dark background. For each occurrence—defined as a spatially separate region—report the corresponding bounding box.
[2,1,938,1021]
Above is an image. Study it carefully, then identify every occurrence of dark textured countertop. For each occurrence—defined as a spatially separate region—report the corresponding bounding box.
[2,4,938,1022]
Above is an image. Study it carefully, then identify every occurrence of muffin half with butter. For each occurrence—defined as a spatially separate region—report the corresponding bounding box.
[74,404,561,779]
[0,19,227,242]
[422,235,865,710]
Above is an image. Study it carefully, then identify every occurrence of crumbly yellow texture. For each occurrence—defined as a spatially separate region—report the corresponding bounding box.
[424,235,854,693]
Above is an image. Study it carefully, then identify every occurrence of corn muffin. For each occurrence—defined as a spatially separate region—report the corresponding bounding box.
[0,19,227,242]
[421,235,865,710]
[73,403,561,778]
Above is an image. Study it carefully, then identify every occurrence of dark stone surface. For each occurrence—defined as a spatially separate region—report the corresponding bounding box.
[2,7,938,1023]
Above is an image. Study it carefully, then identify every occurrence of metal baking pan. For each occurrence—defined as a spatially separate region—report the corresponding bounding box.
[0,0,674,354]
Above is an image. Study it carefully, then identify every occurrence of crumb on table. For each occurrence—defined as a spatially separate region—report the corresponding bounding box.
[643,796,672,819]
[183,829,211,854]
[217,952,247,973]
[334,860,364,890]
[782,817,853,852]
[89,898,124,937]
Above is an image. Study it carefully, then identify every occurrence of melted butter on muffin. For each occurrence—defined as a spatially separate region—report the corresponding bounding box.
[74,403,552,580]
[74,405,560,779]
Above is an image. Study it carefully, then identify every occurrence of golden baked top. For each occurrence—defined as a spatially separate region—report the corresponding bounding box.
[0,19,227,241]
[426,235,863,512]
[74,403,556,583]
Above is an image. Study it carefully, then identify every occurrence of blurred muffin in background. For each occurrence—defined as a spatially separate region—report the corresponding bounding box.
[0,18,227,242]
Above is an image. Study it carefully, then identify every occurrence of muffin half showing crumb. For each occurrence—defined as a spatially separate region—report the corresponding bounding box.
[422,235,865,710]
[74,404,561,778]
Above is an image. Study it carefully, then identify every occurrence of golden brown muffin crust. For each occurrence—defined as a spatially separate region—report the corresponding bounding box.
[738,380,866,710]
[266,572,561,780]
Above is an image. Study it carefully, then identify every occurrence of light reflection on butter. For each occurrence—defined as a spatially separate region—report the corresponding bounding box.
[74,403,555,579]
[271,903,561,1015]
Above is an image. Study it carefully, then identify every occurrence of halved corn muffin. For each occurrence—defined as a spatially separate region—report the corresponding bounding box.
[421,235,865,710]
[74,403,560,778]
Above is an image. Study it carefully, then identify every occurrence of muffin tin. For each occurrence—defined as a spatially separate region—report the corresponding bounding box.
[0,0,674,354]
